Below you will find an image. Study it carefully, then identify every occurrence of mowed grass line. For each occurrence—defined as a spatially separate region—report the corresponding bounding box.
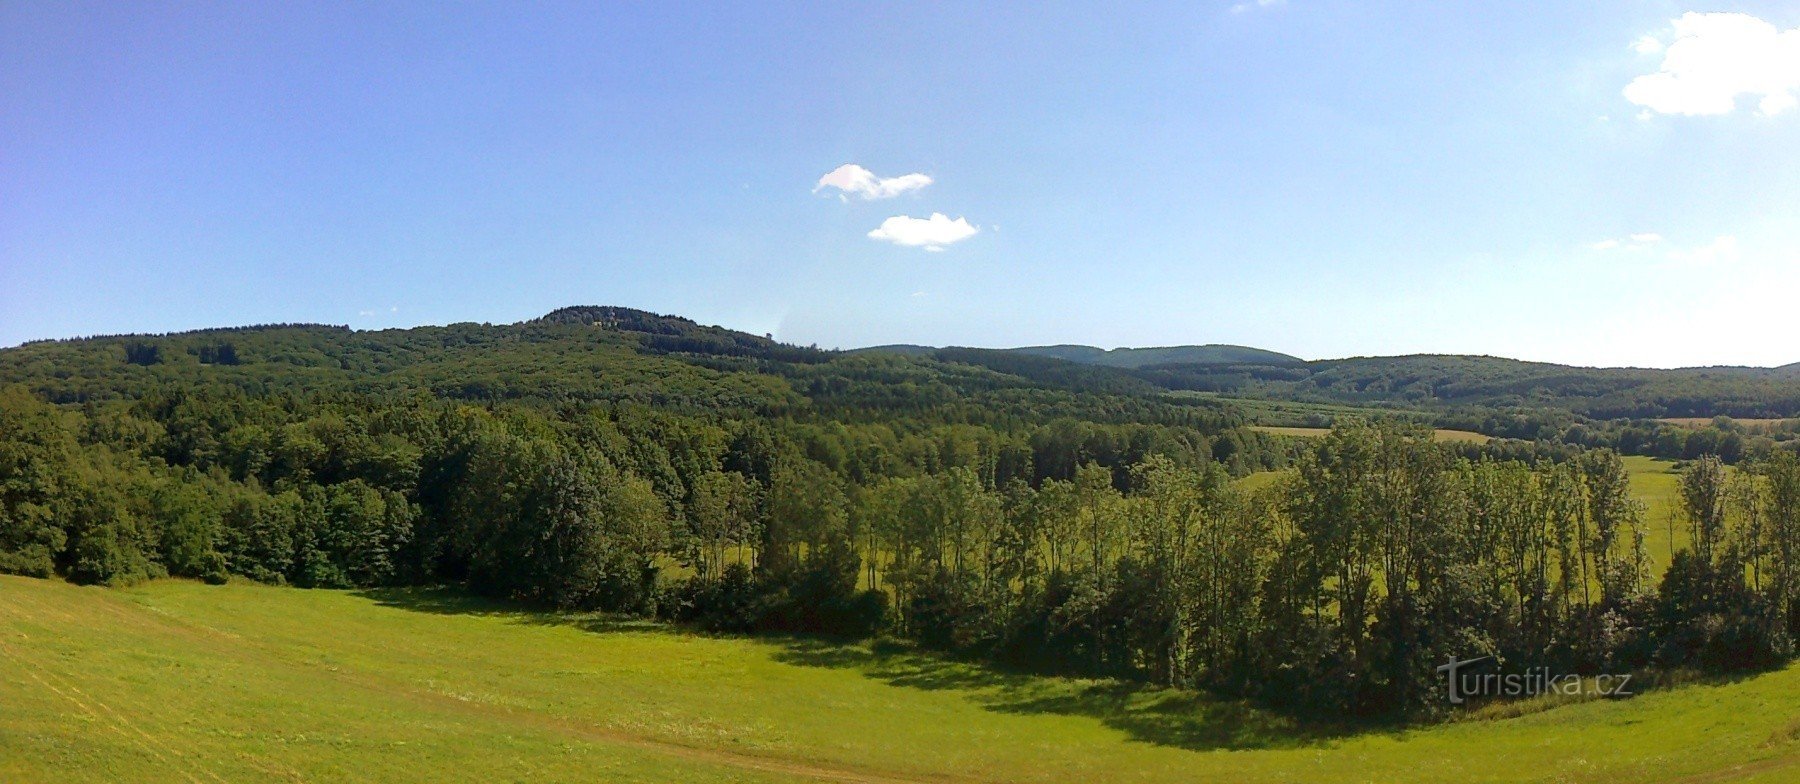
[2,575,1798,783]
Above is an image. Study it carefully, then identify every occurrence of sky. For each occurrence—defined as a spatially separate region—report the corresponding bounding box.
[3,2,1798,368]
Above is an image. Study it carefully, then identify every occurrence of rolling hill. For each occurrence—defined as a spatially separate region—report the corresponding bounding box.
[856,341,1800,420]
[3,575,1795,784]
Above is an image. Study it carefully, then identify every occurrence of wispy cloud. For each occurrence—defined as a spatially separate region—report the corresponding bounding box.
[814,164,933,200]
[1624,13,1800,116]
[1589,233,1662,251]
[868,213,979,251]
[1590,233,1739,268]
[1665,235,1740,267]
[1230,0,1284,13]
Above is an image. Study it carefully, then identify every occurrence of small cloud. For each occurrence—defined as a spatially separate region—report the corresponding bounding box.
[1230,0,1284,13]
[814,164,933,200]
[358,309,376,317]
[1594,233,1743,268]
[1666,235,1740,267]
[1624,12,1800,117]
[868,213,979,251]
[1632,35,1665,55]
[1589,233,1663,251]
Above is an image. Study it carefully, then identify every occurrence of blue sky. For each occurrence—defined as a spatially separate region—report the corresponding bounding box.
[3,2,1797,367]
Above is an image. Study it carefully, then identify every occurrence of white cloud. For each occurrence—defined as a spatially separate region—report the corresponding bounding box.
[814,164,933,200]
[1624,12,1800,116]
[1230,0,1283,13]
[1591,233,1741,268]
[1589,233,1663,251]
[867,213,979,251]
[1230,0,1282,13]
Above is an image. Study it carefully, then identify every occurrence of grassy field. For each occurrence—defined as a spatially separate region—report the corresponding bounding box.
[1249,425,1491,443]
[3,576,1797,783]
[1235,456,1687,573]
[1625,455,1686,573]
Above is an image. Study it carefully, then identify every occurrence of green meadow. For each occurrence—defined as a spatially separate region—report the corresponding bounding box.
[1237,454,1694,574]
[3,575,1795,784]
[1624,455,1687,573]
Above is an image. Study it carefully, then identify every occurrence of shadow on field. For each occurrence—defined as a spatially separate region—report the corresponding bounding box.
[771,638,1376,752]
[356,585,1379,753]
[353,586,657,635]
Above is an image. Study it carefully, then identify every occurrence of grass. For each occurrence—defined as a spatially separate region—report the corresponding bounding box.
[1249,425,1491,443]
[3,575,1797,783]
[1624,455,1687,574]
[1235,456,1685,573]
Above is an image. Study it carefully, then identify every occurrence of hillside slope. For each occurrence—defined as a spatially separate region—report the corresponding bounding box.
[1008,343,1304,368]
[3,576,1796,784]
[0,307,1241,427]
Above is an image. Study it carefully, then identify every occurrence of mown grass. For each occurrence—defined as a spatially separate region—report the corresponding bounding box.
[2,576,1796,783]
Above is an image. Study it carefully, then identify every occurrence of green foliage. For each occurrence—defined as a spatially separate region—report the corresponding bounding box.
[2,308,1796,721]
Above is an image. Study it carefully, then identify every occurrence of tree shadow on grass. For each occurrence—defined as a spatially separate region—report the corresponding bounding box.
[770,637,1389,753]
[353,585,656,635]
[355,585,1393,753]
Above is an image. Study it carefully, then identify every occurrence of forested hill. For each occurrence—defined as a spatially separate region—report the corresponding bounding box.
[0,305,1253,431]
[1147,354,1800,419]
[1008,344,1304,368]
[849,343,1305,368]
[858,342,1800,420]
[4,304,1799,720]
[7,305,1800,423]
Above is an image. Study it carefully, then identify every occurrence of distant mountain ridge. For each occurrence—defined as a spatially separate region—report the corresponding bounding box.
[850,343,1304,367]
[1010,344,1305,368]
[4,305,1798,420]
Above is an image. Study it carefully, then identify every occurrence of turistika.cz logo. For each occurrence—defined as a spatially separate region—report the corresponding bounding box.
[1436,655,1634,704]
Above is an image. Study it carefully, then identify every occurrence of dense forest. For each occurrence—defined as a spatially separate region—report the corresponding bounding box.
[853,344,1800,462]
[2,307,1797,718]
[864,340,1800,417]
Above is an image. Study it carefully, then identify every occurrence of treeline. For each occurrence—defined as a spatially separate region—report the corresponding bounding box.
[1191,354,1800,420]
[4,381,1796,717]
[820,423,1798,716]
[1431,407,1799,464]
[0,380,1268,589]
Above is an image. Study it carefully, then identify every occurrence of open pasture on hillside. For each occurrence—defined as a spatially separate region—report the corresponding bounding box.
[3,576,1796,784]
